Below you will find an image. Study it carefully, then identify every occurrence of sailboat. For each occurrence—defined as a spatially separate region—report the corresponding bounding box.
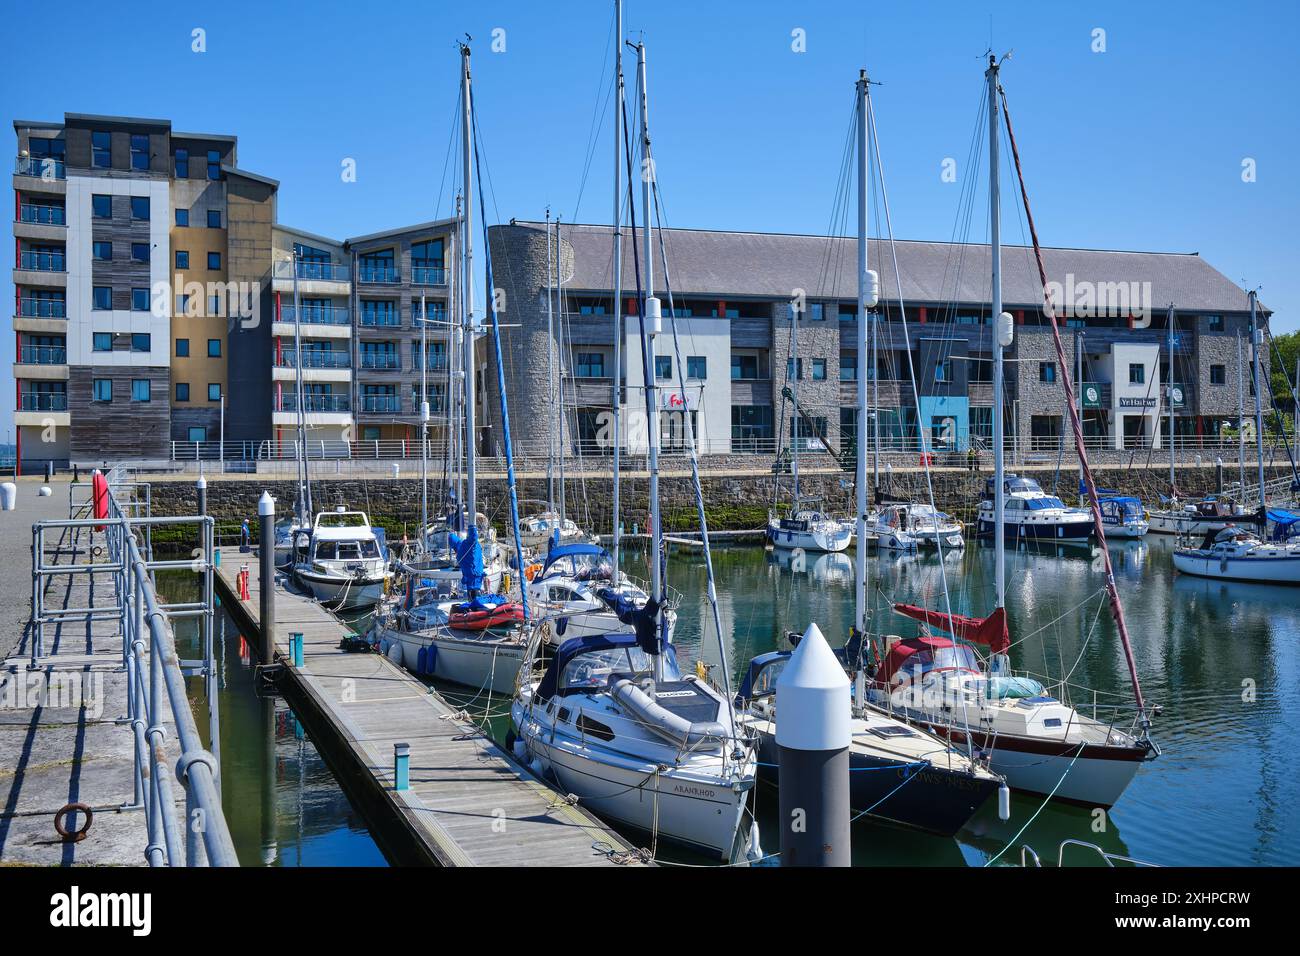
[1173,289,1300,584]
[864,56,1156,808]
[511,23,757,860]
[740,72,1004,838]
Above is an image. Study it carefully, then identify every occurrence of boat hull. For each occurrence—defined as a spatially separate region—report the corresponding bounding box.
[1148,512,1239,536]
[378,625,524,694]
[766,523,852,553]
[1172,550,1300,585]
[976,517,1094,542]
[296,570,386,610]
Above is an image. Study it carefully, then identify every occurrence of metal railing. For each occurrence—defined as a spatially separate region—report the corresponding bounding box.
[357,264,399,283]
[277,305,350,326]
[358,310,400,327]
[361,394,401,412]
[16,155,66,179]
[17,296,67,318]
[19,249,66,272]
[19,203,66,225]
[20,392,68,411]
[274,349,351,369]
[30,473,237,866]
[18,345,67,364]
[359,353,401,370]
[412,265,447,285]
[273,259,350,282]
[278,393,350,412]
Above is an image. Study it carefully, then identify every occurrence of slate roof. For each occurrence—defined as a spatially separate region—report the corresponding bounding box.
[497,221,1261,315]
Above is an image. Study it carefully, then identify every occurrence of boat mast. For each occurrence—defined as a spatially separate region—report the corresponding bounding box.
[987,56,1006,612]
[556,217,567,524]
[610,0,624,573]
[420,292,429,537]
[291,245,311,524]
[1075,329,1083,499]
[855,70,872,645]
[545,208,555,512]
[1250,289,1266,512]
[635,38,665,680]
[1166,303,1176,495]
[791,286,801,505]
[1237,330,1246,491]
[460,41,477,525]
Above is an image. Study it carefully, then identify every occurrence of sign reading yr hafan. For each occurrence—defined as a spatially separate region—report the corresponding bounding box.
[1118,397,1158,409]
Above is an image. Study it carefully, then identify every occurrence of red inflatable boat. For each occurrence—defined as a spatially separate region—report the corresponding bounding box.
[448,602,525,631]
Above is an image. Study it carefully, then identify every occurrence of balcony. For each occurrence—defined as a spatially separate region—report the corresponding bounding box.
[361,395,401,413]
[275,350,351,369]
[412,308,449,326]
[359,353,401,370]
[17,297,66,318]
[278,394,350,413]
[278,305,350,326]
[20,392,67,412]
[18,345,67,365]
[411,354,449,372]
[19,250,66,272]
[18,203,66,226]
[273,260,351,282]
[357,264,399,284]
[412,265,446,285]
[15,156,66,180]
[358,311,400,328]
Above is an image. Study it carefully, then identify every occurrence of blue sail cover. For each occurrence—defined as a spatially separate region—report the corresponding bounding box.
[1082,481,1121,496]
[449,525,484,592]
[596,588,663,656]
[1268,509,1300,541]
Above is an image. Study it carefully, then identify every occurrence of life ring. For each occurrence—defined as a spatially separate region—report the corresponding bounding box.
[524,563,542,581]
[55,802,93,843]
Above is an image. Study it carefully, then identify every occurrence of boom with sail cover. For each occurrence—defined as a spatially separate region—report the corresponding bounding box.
[891,604,1010,654]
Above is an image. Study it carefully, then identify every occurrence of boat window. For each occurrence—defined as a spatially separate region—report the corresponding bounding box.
[899,644,982,680]
[359,539,381,558]
[1026,496,1065,510]
[559,647,680,695]
[315,541,338,560]
[751,658,787,698]
[548,586,574,603]
[336,541,362,560]
[1007,499,1026,510]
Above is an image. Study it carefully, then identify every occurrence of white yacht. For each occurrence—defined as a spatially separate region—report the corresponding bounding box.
[526,542,674,642]
[868,502,963,550]
[511,510,591,551]
[766,507,853,553]
[1172,525,1300,584]
[405,511,506,594]
[1098,495,1149,538]
[976,474,1094,543]
[1147,494,1250,536]
[292,509,390,610]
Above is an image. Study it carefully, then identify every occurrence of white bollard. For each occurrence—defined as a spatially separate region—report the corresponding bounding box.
[775,622,851,866]
[39,486,52,497]
[0,483,16,511]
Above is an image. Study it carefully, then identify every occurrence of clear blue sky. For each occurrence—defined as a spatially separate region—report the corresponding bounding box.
[4,0,1297,440]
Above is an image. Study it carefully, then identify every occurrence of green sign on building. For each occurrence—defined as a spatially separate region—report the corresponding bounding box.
[1081,382,1102,409]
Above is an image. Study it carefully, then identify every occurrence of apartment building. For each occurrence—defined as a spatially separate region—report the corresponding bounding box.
[484,222,1270,460]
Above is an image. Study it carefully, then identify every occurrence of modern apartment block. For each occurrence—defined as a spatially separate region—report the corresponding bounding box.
[485,222,1271,460]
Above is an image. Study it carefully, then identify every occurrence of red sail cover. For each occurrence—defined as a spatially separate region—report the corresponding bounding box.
[91,470,109,531]
[892,603,1010,654]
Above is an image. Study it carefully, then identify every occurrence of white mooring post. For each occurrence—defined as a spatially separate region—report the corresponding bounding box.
[775,622,851,866]
[258,491,276,664]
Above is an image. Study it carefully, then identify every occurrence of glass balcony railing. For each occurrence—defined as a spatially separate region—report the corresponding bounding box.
[358,311,400,328]
[361,395,400,413]
[275,350,351,369]
[16,156,66,180]
[358,264,399,283]
[18,345,67,364]
[278,305,350,326]
[19,204,66,226]
[20,392,68,411]
[411,354,449,372]
[17,298,67,318]
[359,353,401,370]
[412,265,446,285]
[19,250,66,272]
[273,260,351,282]
[412,308,449,325]
[278,394,350,412]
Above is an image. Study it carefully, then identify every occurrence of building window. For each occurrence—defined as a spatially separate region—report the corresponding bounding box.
[207,251,221,270]
[1039,362,1057,383]
[174,148,189,178]
[1210,364,1226,385]
[786,357,804,380]
[130,196,149,221]
[935,359,953,383]
[187,426,207,442]
[811,358,827,381]
[176,338,189,357]
[731,404,774,452]
[176,294,190,316]
[207,209,221,228]
[93,240,112,261]
[359,249,396,282]
[131,379,151,402]
[131,288,150,311]
[92,194,112,219]
[175,250,189,269]
[840,350,857,381]
[731,351,768,380]
[175,208,189,227]
[839,304,858,323]
[411,238,445,283]
[175,383,190,402]
[92,131,111,168]
[131,242,150,263]
[1129,363,1145,385]
[93,287,112,310]
[207,383,221,402]
[575,352,605,378]
[655,355,673,380]
[130,333,151,352]
[810,302,825,321]
[1207,314,1224,331]
[93,379,112,402]
[207,150,220,180]
[207,339,221,357]
[130,134,149,171]
[93,332,112,352]
[687,356,707,380]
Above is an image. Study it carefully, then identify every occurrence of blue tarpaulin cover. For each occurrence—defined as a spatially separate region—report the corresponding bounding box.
[450,525,484,592]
